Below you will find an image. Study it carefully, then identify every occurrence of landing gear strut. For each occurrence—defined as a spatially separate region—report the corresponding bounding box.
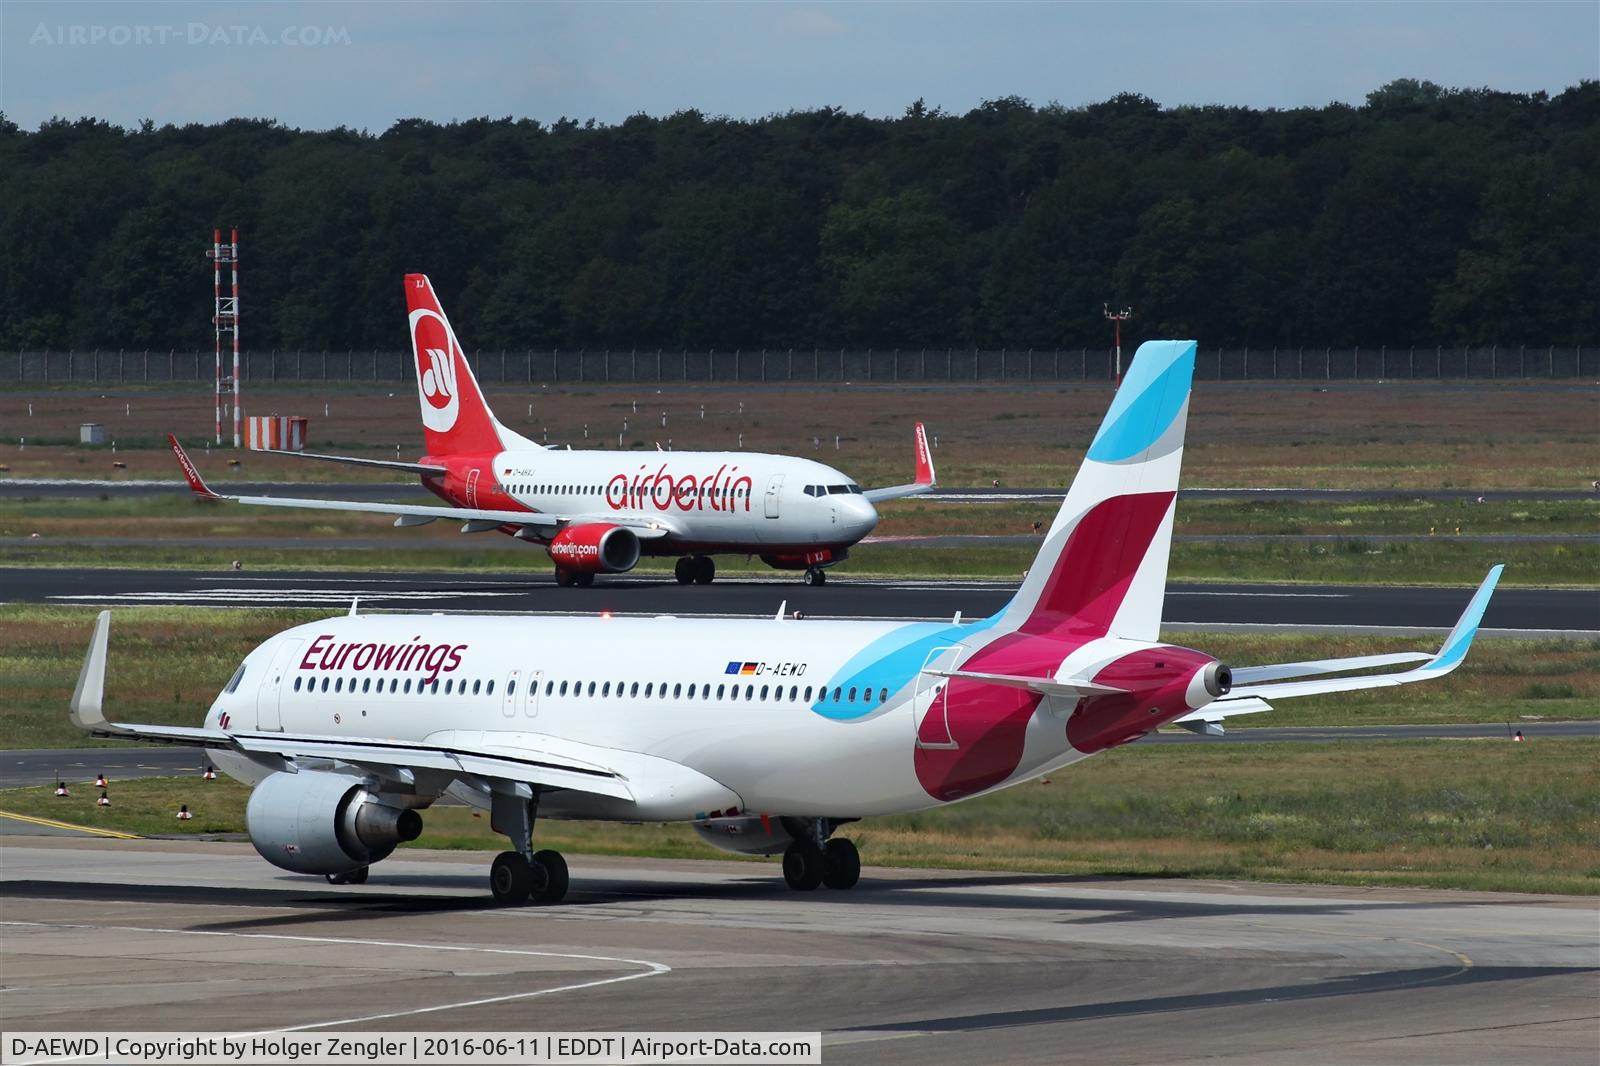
[677,556,715,585]
[555,569,595,588]
[780,818,861,891]
[325,866,369,886]
[802,567,827,586]
[487,787,569,905]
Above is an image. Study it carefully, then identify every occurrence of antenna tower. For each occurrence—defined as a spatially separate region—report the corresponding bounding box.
[207,228,241,446]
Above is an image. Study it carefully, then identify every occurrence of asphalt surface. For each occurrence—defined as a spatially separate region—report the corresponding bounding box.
[3,566,1595,635]
[3,478,1595,502]
[1,841,1594,1063]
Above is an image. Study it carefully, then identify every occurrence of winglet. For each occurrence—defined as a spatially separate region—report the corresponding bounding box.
[1422,564,1504,674]
[168,435,222,499]
[69,610,114,732]
[913,422,935,486]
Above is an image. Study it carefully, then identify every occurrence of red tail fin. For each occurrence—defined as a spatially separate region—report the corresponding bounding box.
[405,274,503,456]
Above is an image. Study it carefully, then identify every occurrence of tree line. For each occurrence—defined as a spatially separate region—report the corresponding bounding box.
[2,79,1595,353]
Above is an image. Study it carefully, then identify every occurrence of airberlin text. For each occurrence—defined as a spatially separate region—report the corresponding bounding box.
[607,463,755,513]
[299,634,465,684]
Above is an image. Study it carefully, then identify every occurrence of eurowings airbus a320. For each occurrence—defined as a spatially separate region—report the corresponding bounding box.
[79,340,1500,902]
[169,273,935,587]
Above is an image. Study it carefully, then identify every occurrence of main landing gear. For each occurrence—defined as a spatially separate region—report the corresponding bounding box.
[487,788,569,905]
[674,556,715,585]
[325,866,369,886]
[802,567,827,586]
[780,820,861,891]
[555,569,595,588]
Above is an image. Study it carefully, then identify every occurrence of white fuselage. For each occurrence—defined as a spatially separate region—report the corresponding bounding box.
[445,448,879,554]
[206,613,1102,821]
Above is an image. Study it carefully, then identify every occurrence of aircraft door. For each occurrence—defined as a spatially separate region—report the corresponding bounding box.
[764,475,784,519]
[913,644,966,750]
[465,468,481,509]
[501,669,521,717]
[255,638,302,733]
[525,670,543,717]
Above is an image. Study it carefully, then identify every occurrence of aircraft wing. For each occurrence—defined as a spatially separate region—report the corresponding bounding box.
[254,448,446,476]
[68,611,634,802]
[863,422,936,503]
[1173,566,1502,734]
[168,435,674,539]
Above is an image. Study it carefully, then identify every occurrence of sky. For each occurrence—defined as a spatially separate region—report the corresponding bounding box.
[2,0,1596,130]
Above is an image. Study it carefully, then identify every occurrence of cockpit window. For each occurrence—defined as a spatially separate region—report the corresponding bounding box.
[827,484,851,495]
[223,664,247,693]
[848,484,863,494]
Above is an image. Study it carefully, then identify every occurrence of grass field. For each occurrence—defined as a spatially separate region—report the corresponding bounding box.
[2,381,1595,489]
[2,605,1593,750]
[4,737,1594,894]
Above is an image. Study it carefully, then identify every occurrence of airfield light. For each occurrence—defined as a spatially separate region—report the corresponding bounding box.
[1104,304,1133,388]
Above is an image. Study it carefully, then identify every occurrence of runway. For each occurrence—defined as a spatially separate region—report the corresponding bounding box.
[1,840,1594,1063]
[8,721,1598,789]
[3,566,1595,636]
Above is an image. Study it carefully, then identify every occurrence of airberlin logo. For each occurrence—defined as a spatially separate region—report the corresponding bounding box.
[550,541,599,560]
[410,307,460,433]
[606,463,755,512]
[299,634,466,684]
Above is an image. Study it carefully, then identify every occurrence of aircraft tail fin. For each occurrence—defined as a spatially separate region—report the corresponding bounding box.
[994,340,1197,641]
[405,274,505,457]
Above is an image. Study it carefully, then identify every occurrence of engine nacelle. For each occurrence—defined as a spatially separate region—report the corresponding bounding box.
[245,770,423,875]
[546,523,641,574]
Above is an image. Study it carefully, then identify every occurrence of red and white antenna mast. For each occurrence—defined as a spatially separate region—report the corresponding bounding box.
[208,228,241,446]
[1103,303,1133,388]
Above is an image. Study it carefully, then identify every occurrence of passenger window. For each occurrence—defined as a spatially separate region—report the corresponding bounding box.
[760,685,769,700]
[224,664,247,693]
[403,679,412,693]
[334,677,343,693]
[446,679,455,694]
[363,678,371,693]
[473,680,482,695]
[848,687,856,703]
[559,680,569,696]
[745,684,755,699]
[832,687,841,702]
[673,683,682,698]
[293,677,302,692]
[602,682,611,697]
[789,685,798,701]
[630,682,639,697]
[391,679,398,693]
[644,683,652,697]
[804,686,813,701]
[880,687,888,702]
[714,684,724,699]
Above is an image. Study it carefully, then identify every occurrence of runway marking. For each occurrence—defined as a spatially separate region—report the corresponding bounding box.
[0,920,671,1052]
[0,810,140,840]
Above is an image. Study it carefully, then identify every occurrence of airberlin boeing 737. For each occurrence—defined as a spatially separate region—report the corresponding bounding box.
[79,340,1500,903]
[169,274,934,587]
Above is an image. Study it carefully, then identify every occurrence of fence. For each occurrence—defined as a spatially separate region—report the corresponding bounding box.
[2,345,1593,385]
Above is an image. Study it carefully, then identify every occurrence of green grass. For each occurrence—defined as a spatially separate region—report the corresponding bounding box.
[5,738,1595,894]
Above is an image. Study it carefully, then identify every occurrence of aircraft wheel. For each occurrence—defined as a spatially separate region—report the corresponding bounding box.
[674,558,693,585]
[490,851,535,904]
[782,841,825,891]
[822,839,860,890]
[345,865,370,886]
[574,572,595,588]
[554,569,576,588]
[803,568,827,586]
[693,556,716,585]
[533,849,569,904]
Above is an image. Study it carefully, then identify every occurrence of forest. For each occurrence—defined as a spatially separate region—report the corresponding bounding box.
[1,79,1595,353]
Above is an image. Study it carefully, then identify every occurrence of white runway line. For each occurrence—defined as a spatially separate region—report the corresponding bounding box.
[1,919,671,1056]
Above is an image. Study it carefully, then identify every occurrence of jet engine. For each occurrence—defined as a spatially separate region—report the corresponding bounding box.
[245,770,423,875]
[545,523,641,573]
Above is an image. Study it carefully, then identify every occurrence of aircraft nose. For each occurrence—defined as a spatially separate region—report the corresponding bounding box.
[843,497,878,538]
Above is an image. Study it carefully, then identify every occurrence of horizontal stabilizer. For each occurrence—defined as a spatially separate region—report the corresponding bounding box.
[864,422,937,503]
